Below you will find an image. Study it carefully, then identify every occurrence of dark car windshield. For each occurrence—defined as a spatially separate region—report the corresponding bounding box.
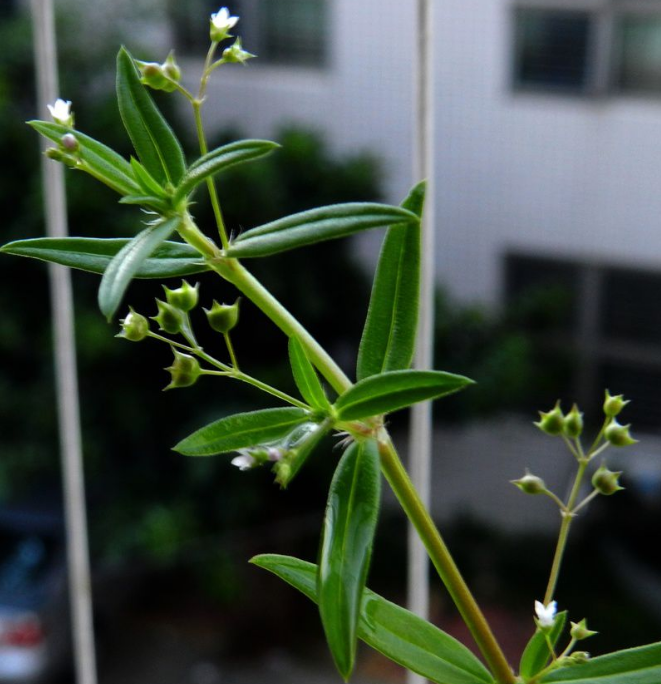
[0,532,58,608]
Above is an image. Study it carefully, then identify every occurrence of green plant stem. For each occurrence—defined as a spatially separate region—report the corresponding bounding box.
[210,258,352,395]
[543,459,589,604]
[224,332,239,369]
[148,331,306,409]
[192,42,230,250]
[378,436,515,684]
[207,255,515,684]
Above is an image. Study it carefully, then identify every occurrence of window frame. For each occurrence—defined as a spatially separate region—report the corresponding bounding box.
[511,0,661,99]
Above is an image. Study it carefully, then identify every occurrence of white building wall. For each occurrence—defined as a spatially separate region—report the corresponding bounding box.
[188,0,661,304]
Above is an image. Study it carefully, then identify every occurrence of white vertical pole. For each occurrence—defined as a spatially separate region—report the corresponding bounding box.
[407,0,435,683]
[30,3,98,684]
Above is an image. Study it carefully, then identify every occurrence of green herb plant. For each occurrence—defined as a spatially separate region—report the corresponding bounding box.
[4,8,659,684]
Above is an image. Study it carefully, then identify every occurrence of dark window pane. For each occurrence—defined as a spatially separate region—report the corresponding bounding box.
[262,0,327,66]
[599,362,661,430]
[170,0,244,55]
[601,269,661,344]
[615,14,661,94]
[0,0,16,19]
[505,254,579,334]
[514,8,592,92]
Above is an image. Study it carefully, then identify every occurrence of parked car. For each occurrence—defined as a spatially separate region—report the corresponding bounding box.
[0,502,69,683]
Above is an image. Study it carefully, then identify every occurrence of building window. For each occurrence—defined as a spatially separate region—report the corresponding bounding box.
[506,252,661,430]
[614,13,661,94]
[512,2,661,97]
[170,0,328,68]
[513,8,595,93]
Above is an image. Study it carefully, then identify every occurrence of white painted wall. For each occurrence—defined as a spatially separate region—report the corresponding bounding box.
[186,0,661,304]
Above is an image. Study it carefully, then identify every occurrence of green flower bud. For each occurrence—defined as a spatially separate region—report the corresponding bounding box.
[45,146,78,168]
[511,470,547,495]
[165,350,201,389]
[45,147,66,162]
[570,619,598,641]
[117,308,149,342]
[534,401,564,436]
[604,420,637,447]
[563,403,584,439]
[61,133,79,152]
[222,37,255,64]
[592,465,624,496]
[569,651,590,665]
[151,299,185,334]
[163,281,199,312]
[603,390,629,418]
[163,50,181,81]
[138,60,178,93]
[205,298,240,334]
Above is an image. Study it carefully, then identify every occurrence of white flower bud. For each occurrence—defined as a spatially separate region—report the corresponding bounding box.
[47,99,74,127]
[210,7,239,42]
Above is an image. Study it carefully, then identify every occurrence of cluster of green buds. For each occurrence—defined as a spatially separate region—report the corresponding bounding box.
[513,390,636,513]
[116,280,243,390]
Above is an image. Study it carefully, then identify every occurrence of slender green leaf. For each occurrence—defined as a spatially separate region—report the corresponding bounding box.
[519,612,568,680]
[274,421,332,488]
[118,195,171,213]
[335,369,474,421]
[288,337,331,411]
[251,554,494,684]
[98,216,180,320]
[116,47,186,184]
[29,120,140,196]
[130,157,167,197]
[174,139,279,202]
[226,203,419,258]
[541,641,661,683]
[174,407,309,457]
[318,439,381,680]
[0,237,208,278]
[357,181,425,380]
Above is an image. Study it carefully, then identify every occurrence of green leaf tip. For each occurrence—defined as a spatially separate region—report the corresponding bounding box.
[357,182,426,380]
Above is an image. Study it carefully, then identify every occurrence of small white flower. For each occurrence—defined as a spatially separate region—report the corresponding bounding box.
[535,600,557,629]
[47,99,73,127]
[231,453,255,471]
[210,7,239,41]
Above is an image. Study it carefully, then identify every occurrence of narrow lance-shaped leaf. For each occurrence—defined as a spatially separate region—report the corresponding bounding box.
[274,420,333,488]
[174,407,309,457]
[225,203,419,258]
[519,611,568,681]
[173,140,280,203]
[288,337,331,411]
[116,47,186,185]
[335,369,474,421]
[357,181,425,380]
[0,237,208,279]
[318,439,381,680]
[251,554,494,684]
[541,641,661,684]
[130,157,167,197]
[98,216,181,320]
[29,121,140,196]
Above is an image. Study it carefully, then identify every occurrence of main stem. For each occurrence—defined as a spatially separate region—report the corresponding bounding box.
[209,256,515,684]
[543,459,588,604]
